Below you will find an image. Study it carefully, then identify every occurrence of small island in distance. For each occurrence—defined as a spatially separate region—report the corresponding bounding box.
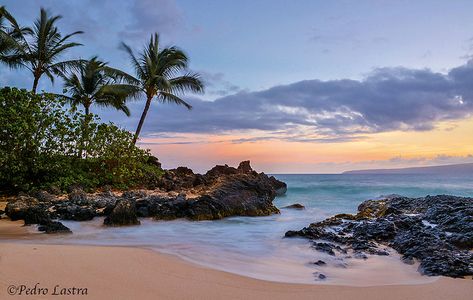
[343,162,473,175]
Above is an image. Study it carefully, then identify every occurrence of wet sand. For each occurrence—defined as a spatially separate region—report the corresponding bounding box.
[0,239,472,300]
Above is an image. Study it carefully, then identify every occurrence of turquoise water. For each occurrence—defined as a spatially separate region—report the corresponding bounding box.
[275,173,473,213]
[6,174,473,285]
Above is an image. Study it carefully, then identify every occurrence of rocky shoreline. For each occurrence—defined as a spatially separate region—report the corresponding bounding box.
[1,167,472,280]
[285,195,473,278]
[1,161,286,231]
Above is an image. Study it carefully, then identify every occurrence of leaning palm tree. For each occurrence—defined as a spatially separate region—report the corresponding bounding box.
[0,8,83,93]
[120,33,204,144]
[61,56,137,117]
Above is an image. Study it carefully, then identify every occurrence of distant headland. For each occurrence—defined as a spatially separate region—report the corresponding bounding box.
[343,162,473,175]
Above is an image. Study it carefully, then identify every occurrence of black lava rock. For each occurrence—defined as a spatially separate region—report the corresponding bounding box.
[286,195,473,278]
[104,199,140,226]
[38,221,72,234]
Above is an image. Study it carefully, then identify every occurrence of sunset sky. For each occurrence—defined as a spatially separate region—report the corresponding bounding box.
[1,0,473,173]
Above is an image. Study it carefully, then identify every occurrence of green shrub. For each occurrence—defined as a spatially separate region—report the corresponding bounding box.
[0,87,163,192]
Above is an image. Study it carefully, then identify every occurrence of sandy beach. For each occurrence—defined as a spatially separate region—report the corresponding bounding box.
[0,239,472,300]
[2,1,473,299]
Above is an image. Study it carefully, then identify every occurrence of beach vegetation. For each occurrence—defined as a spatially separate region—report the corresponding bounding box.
[0,7,204,193]
[0,87,163,192]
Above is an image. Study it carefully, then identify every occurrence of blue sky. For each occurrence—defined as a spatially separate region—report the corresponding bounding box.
[3,0,473,94]
[1,0,473,172]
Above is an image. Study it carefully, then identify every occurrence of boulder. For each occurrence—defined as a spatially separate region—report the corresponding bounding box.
[313,260,326,266]
[32,190,56,202]
[93,195,117,211]
[186,172,280,220]
[38,221,72,234]
[68,188,88,206]
[283,203,305,210]
[104,199,140,226]
[55,202,95,221]
[5,196,39,220]
[23,206,51,225]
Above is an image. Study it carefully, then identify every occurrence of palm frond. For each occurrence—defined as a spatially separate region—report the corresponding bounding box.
[103,65,140,86]
[43,68,55,84]
[0,53,28,70]
[95,92,131,116]
[169,73,204,95]
[50,59,86,76]
[61,57,139,116]
[49,41,82,59]
[100,84,142,100]
[158,91,192,110]
[121,42,146,81]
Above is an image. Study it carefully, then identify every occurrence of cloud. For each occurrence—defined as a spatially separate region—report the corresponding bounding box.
[115,60,473,142]
[120,0,183,40]
[198,71,243,97]
[2,1,473,144]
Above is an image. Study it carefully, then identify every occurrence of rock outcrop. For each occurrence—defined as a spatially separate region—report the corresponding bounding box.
[3,161,286,231]
[137,160,283,220]
[5,195,71,234]
[285,195,473,278]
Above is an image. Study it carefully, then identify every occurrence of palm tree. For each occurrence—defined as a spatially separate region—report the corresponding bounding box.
[0,6,29,56]
[61,57,138,157]
[61,56,137,117]
[120,33,204,144]
[0,6,13,54]
[0,8,83,93]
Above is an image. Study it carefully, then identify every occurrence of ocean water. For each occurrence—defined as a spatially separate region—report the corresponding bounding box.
[5,174,473,285]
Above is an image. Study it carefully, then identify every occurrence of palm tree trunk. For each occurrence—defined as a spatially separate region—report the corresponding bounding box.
[32,75,40,94]
[133,95,152,144]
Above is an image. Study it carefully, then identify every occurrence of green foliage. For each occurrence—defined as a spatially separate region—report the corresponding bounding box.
[0,87,163,192]
[0,8,203,193]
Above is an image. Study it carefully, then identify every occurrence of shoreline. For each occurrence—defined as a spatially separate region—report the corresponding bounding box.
[0,219,439,287]
[0,243,473,300]
[0,218,438,287]
[0,242,472,300]
[1,221,472,299]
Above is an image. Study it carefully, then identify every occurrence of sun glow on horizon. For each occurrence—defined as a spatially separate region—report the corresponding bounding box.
[138,116,473,174]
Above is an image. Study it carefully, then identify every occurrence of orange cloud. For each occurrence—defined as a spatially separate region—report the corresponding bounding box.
[139,117,473,173]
